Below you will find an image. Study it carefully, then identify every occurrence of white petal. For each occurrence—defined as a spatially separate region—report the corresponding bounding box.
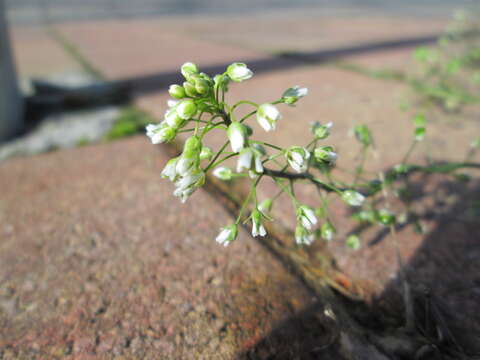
[254,156,264,173]
[237,150,252,172]
[167,100,178,108]
[291,152,303,164]
[259,225,267,237]
[258,116,273,132]
[264,104,281,121]
[216,229,230,244]
[230,131,244,153]
[297,87,308,97]
[290,160,302,173]
[302,217,313,230]
[303,208,317,225]
[251,223,258,237]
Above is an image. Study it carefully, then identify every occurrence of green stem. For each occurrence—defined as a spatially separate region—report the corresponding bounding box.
[252,140,283,151]
[232,100,258,112]
[204,141,229,172]
[401,140,418,165]
[353,145,369,186]
[207,153,237,170]
[240,110,257,123]
[236,176,262,224]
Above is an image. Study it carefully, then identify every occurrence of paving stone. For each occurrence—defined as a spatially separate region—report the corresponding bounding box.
[56,19,264,81]
[53,14,480,296]
[0,137,313,358]
[10,26,85,93]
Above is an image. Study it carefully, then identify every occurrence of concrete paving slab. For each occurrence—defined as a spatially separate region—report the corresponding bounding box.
[0,137,313,359]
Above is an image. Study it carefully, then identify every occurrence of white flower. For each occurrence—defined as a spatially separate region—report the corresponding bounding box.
[213,166,233,181]
[165,108,184,128]
[176,99,197,120]
[175,156,197,176]
[286,146,310,173]
[342,190,365,207]
[227,122,248,153]
[175,136,202,176]
[145,123,176,144]
[226,63,253,82]
[215,224,238,246]
[296,205,317,230]
[251,209,267,237]
[167,99,179,108]
[236,147,264,174]
[256,104,281,132]
[161,157,179,181]
[282,86,308,105]
[295,225,314,245]
[173,170,205,203]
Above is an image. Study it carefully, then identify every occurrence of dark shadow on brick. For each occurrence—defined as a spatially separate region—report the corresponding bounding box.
[126,33,443,97]
[238,175,480,359]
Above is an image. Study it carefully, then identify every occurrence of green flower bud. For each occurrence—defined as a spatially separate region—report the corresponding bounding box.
[415,127,426,141]
[168,84,186,99]
[346,234,361,250]
[183,81,199,97]
[282,86,308,105]
[181,62,199,79]
[214,74,229,92]
[199,146,213,161]
[182,136,202,159]
[354,124,373,146]
[213,166,233,181]
[314,146,337,165]
[176,99,197,120]
[377,209,396,226]
[413,113,426,127]
[352,210,376,223]
[195,78,210,95]
[312,122,333,140]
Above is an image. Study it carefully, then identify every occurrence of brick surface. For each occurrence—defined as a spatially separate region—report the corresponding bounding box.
[10,26,82,81]
[53,14,480,295]
[0,137,313,359]
[56,19,264,81]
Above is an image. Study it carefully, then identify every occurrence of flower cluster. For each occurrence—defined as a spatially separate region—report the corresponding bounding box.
[146,61,372,249]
